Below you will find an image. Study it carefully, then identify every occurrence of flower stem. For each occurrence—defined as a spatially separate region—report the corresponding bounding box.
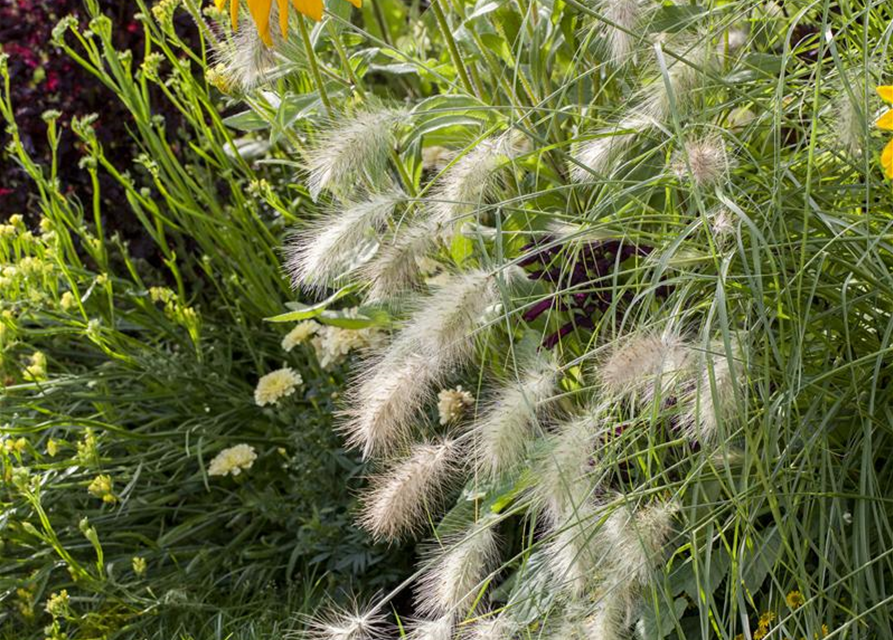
[298,15,332,117]
[430,0,476,97]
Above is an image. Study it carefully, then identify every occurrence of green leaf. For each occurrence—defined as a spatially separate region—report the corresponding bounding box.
[265,285,359,323]
[637,597,687,639]
[222,110,270,132]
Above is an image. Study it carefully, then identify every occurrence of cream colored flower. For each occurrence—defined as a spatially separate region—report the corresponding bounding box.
[208,443,258,477]
[254,367,302,406]
[437,386,475,425]
[281,321,318,352]
[313,324,385,369]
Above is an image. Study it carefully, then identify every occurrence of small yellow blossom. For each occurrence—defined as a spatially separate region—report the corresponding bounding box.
[282,321,318,352]
[786,589,805,609]
[206,63,232,94]
[437,386,475,425]
[45,590,69,618]
[87,474,116,503]
[149,286,175,304]
[132,556,147,576]
[60,291,76,311]
[23,351,47,381]
[9,214,23,227]
[46,439,59,457]
[96,273,108,286]
[254,367,302,406]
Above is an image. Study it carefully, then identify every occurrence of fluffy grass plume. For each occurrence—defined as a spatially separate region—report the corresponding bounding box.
[358,438,462,541]
[429,132,528,231]
[414,522,500,617]
[406,615,454,640]
[286,192,404,292]
[596,330,689,404]
[341,352,439,458]
[679,341,741,444]
[474,354,559,478]
[595,0,654,66]
[360,219,439,304]
[306,603,390,640]
[305,108,407,201]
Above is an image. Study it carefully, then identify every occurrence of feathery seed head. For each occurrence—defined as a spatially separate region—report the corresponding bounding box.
[306,603,390,640]
[214,23,276,92]
[672,135,730,188]
[407,616,454,640]
[601,498,678,589]
[361,219,439,304]
[598,331,689,403]
[533,407,607,522]
[430,133,527,230]
[342,352,439,458]
[461,614,515,640]
[415,522,501,617]
[305,108,407,201]
[544,502,603,596]
[392,270,498,371]
[708,206,736,242]
[359,438,462,541]
[474,355,560,479]
[678,341,742,444]
[596,0,654,66]
[286,193,404,292]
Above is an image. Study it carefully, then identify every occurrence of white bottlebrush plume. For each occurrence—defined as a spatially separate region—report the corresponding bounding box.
[678,341,741,444]
[597,330,690,404]
[359,438,462,541]
[671,135,730,188]
[415,521,500,617]
[341,352,438,459]
[361,218,439,304]
[708,205,736,242]
[474,354,559,479]
[460,614,515,640]
[583,599,625,640]
[533,406,607,522]
[601,498,679,590]
[305,603,389,640]
[544,503,603,597]
[407,615,454,640]
[595,0,654,66]
[214,20,276,92]
[429,132,528,230]
[392,270,499,372]
[570,37,719,182]
[286,192,404,292]
[305,108,407,201]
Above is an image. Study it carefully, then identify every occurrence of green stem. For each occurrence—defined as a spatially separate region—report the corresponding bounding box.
[430,0,476,97]
[298,15,332,116]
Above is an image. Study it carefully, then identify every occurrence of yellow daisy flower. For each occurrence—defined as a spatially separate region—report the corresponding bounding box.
[876,85,893,178]
[216,0,362,46]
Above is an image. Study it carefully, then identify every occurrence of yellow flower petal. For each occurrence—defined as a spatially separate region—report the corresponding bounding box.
[290,0,323,22]
[878,86,893,103]
[215,0,227,9]
[231,0,239,29]
[877,109,893,131]
[277,0,290,35]
[345,0,362,8]
[247,0,274,45]
[881,138,893,179]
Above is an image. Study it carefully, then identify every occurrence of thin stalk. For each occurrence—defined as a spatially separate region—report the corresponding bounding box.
[430,0,477,97]
[297,15,332,116]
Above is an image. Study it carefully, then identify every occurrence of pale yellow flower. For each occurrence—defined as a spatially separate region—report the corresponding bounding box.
[87,474,116,503]
[44,590,69,618]
[23,351,47,381]
[437,386,475,425]
[132,556,147,576]
[208,443,258,477]
[281,321,317,352]
[60,291,76,311]
[254,367,302,406]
